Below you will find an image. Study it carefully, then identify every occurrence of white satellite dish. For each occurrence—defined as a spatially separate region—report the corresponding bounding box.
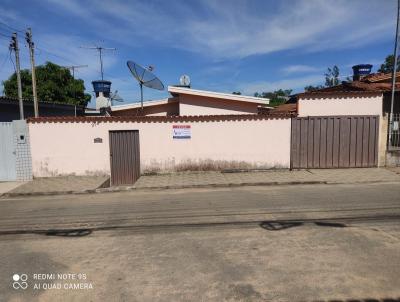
[180,74,191,86]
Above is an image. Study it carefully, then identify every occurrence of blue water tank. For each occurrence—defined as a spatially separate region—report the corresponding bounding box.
[352,64,373,81]
[92,80,111,97]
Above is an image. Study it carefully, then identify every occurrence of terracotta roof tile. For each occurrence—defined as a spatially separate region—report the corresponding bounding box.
[296,80,399,97]
[272,103,297,113]
[27,113,295,124]
[362,72,400,83]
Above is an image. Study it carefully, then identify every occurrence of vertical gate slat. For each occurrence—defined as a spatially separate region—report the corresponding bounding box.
[135,131,141,180]
[339,117,350,167]
[362,117,370,167]
[326,117,334,168]
[332,117,340,168]
[290,119,296,169]
[349,117,357,167]
[368,117,377,167]
[292,118,301,168]
[299,118,308,168]
[355,117,364,167]
[374,116,379,166]
[307,118,314,168]
[313,118,321,168]
[319,118,327,168]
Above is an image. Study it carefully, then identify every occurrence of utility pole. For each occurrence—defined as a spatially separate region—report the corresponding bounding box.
[389,0,400,149]
[26,28,39,117]
[80,46,115,80]
[9,33,24,120]
[62,65,88,117]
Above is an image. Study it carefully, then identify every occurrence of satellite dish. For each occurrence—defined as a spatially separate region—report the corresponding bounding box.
[180,74,191,86]
[109,90,124,106]
[127,60,164,110]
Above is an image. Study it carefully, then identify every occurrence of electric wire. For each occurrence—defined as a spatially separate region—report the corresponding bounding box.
[0,21,24,33]
[0,51,9,71]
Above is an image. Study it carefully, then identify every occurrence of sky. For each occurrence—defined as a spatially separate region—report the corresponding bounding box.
[0,0,397,107]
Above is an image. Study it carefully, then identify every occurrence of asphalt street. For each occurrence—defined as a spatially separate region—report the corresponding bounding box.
[0,183,399,301]
[0,182,399,233]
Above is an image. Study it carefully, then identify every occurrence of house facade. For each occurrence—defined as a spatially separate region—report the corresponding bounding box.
[110,86,271,117]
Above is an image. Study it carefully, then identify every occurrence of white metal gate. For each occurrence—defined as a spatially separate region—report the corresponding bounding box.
[0,122,16,181]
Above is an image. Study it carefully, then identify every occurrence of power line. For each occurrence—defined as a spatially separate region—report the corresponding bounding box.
[9,48,16,73]
[0,20,24,33]
[0,51,9,71]
[35,46,78,65]
[0,31,11,38]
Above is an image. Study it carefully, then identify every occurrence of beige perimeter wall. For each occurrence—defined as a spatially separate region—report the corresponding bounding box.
[298,94,383,117]
[28,118,291,177]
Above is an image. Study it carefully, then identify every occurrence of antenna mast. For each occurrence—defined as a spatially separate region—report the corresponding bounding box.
[80,46,116,80]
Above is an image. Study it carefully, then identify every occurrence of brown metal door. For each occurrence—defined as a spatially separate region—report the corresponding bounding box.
[109,130,140,185]
[291,116,379,169]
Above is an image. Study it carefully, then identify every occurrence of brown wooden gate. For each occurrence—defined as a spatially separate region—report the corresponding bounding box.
[291,116,379,169]
[109,130,140,185]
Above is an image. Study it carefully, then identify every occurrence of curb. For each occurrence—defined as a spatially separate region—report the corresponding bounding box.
[1,179,399,198]
[2,181,326,198]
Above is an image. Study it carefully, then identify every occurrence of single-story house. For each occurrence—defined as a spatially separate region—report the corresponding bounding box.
[110,86,272,117]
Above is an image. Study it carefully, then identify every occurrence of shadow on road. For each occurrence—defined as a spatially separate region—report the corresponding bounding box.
[259,221,303,231]
[45,229,92,237]
[260,220,347,231]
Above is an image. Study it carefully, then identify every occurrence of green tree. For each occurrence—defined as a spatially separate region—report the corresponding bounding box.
[232,91,241,95]
[3,61,91,106]
[304,85,324,92]
[253,89,292,106]
[378,54,400,73]
[324,65,340,87]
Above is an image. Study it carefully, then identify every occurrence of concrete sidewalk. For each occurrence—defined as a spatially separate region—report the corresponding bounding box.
[131,168,400,190]
[0,182,26,195]
[2,175,109,197]
[1,168,399,197]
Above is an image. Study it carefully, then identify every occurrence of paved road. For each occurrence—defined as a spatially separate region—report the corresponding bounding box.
[0,182,399,233]
[0,183,399,301]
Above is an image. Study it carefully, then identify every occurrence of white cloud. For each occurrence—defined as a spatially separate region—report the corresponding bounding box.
[281,65,320,75]
[239,74,324,95]
[42,0,396,59]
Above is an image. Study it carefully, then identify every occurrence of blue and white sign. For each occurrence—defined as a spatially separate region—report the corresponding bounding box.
[173,125,191,139]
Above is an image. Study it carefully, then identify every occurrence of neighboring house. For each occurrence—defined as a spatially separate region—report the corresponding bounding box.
[110,86,271,116]
[0,96,85,122]
[286,66,400,166]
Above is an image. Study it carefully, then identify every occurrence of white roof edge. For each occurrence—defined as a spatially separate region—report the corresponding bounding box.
[111,98,177,111]
[168,86,270,104]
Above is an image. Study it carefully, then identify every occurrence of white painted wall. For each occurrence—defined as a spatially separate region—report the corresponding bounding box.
[298,94,383,117]
[28,118,291,177]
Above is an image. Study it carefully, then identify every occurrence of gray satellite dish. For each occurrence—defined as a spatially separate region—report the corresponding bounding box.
[109,90,124,106]
[127,60,164,110]
[180,74,191,86]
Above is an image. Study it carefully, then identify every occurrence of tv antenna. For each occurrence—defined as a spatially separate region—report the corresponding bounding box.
[80,45,116,80]
[127,60,164,111]
[62,65,88,79]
